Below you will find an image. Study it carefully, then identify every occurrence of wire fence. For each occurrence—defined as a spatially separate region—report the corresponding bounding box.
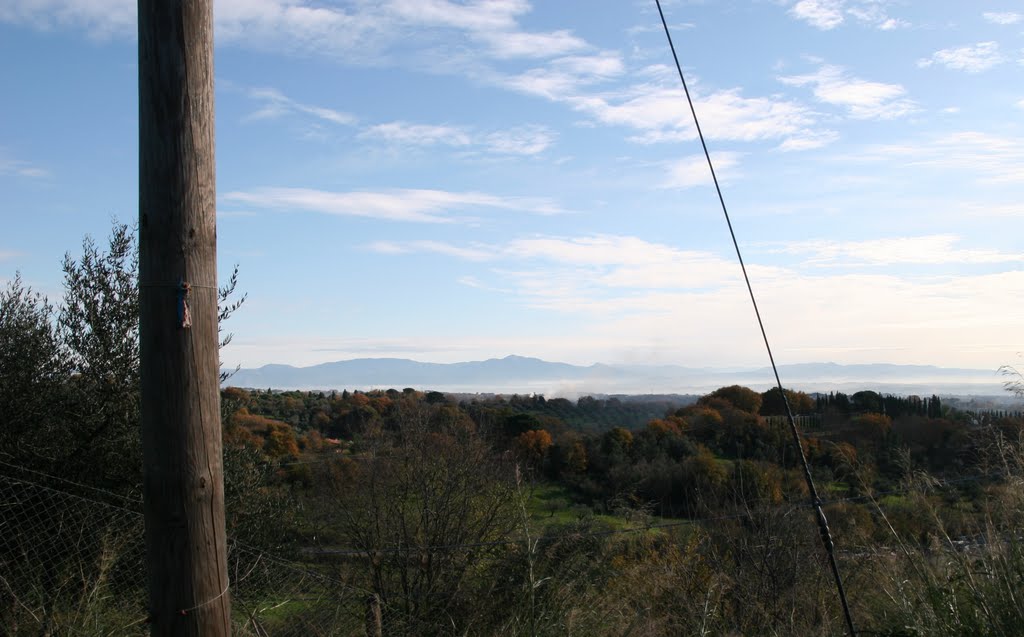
[0,461,833,636]
[0,468,368,636]
[3,457,1021,636]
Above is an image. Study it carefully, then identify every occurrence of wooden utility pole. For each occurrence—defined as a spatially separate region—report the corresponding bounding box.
[365,594,383,637]
[138,0,230,634]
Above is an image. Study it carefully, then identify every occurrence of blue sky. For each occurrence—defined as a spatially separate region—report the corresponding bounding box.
[1,0,1022,372]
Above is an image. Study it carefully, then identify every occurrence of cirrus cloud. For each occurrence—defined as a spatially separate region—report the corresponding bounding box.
[245,86,356,126]
[769,234,1024,267]
[918,42,1005,73]
[662,153,741,189]
[982,12,1022,26]
[0,151,49,178]
[790,0,844,30]
[1,0,589,66]
[779,64,916,119]
[222,187,565,223]
[359,121,555,156]
[788,0,908,31]
[565,82,824,149]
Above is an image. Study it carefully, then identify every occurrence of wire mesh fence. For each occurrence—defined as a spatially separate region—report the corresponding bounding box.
[6,456,1023,636]
[0,462,726,636]
[0,472,147,635]
[0,468,367,636]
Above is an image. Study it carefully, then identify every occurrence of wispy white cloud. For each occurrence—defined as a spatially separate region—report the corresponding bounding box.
[503,236,788,298]
[481,125,555,155]
[627,22,694,36]
[845,2,908,30]
[245,87,356,126]
[770,234,1024,266]
[359,121,555,155]
[776,129,840,152]
[779,64,916,119]
[501,52,625,99]
[478,29,586,59]
[788,0,908,31]
[507,235,706,267]
[234,2,375,58]
[368,239,494,261]
[0,151,49,178]
[360,122,473,147]
[918,42,1005,73]
[221,187,565,223]
[493,52,835,149]
[877,17,908,30]
[456,275,511,294]
[2,0,590,69]
[384,0,528,31]
[369,234,766,294]
[662,153,741,189]
[0,1,825,154]
[0,0,383,50]
[0,0,134,37]
[223,0,590,66]
[790,0,844,30]
[555,53,626,78]
[562,82,824,148]
[982,11,1022,25]
[385,0,589,60]
[858,131,1024,184]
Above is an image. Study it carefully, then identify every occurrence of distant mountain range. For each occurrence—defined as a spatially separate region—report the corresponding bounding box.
[226,355,1011,397]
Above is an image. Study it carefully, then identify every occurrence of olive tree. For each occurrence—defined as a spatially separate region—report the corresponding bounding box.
[0,274,69,467]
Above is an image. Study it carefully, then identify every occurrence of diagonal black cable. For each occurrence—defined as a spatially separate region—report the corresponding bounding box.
[653,2,857,635]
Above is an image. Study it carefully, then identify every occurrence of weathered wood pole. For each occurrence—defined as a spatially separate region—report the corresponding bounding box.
[365,594,383,637]
[138,0,230,634]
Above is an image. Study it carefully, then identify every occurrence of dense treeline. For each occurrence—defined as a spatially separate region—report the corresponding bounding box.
[233,381,1021,532]
[234,387,696,437]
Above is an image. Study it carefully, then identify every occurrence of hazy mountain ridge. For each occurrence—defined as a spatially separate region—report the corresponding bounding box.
[227,355,1010,397]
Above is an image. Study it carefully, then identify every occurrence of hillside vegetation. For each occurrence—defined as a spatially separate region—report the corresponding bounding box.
[3,224,1024,635]
[209,382,1024,635]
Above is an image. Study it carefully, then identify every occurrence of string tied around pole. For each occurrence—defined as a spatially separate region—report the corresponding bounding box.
[177,278,192,329]
[140,278,216,329]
